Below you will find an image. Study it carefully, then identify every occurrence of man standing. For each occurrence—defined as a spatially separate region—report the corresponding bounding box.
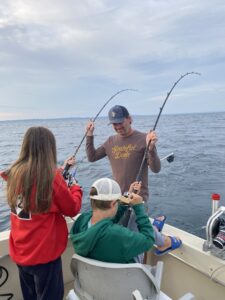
[86,105,161,207]
[85,105,181,256]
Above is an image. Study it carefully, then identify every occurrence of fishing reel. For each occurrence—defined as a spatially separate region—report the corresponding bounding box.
[62,166,78,187]
[67,173,78,187]
[203,206,225,259]
[62,164,71,180]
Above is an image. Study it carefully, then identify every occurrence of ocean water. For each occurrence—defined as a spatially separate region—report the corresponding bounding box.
[1,112,225,238]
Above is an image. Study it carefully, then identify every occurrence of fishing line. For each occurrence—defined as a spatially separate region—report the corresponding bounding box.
[135,72,201,182]
[63,89,137,179]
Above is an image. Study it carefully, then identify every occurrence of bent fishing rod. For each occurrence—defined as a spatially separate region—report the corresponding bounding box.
[135,71,201,182]
[63,88,137,179]
[120,72,200,226]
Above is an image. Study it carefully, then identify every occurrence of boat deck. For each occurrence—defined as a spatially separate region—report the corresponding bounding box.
[64,281,74,299]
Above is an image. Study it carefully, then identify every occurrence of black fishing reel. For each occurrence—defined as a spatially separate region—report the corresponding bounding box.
[62,163,78,187]
[62,163,70,180]
[63,171,78,187]
[68,173,78,187]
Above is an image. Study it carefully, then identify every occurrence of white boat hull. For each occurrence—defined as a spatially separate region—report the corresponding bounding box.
[1,219,225,299]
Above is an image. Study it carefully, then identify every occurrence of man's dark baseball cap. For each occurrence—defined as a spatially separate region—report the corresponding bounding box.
[108,105,130,124]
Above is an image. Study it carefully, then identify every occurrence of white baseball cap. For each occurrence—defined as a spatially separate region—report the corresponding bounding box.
[90,178,122,201]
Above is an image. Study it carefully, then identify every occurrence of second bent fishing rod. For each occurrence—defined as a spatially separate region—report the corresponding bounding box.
[121,72,200,228]
[62,88,137,179]
[135,71,200,183]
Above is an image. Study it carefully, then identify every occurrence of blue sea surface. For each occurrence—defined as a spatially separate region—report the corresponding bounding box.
[1,112,225,238]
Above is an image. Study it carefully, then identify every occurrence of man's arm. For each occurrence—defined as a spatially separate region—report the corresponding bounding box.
[85,121,107,162]
[86,136,107,162]
[146,131,161,173]
[147,146,161,173]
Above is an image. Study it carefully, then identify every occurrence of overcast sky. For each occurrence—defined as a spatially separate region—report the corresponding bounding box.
[0,0,225,120]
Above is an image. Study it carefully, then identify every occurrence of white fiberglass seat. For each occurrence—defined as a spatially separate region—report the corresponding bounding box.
[70,253,164,300]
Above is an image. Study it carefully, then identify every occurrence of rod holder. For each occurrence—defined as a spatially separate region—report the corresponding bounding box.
[212,193,220,215]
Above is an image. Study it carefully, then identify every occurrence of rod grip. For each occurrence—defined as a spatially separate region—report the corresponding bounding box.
[62,163,70,179]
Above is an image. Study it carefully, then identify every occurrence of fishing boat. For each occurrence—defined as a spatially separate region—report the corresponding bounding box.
[1,198,225,300]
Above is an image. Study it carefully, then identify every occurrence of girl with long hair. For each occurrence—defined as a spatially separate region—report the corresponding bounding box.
[1,126,82,300]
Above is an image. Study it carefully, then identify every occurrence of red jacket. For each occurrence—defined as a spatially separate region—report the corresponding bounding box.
[1,170,82,266]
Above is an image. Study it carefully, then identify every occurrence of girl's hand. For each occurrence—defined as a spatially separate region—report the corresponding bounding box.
[62,156,75,170]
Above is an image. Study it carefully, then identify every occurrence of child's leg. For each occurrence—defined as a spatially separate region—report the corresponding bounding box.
[35,257,64,299]
[17,266,37,300]
[153,227,165,247]
[17,257,64,300]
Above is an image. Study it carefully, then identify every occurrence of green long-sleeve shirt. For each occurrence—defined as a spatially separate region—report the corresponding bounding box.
[70,204,155,263]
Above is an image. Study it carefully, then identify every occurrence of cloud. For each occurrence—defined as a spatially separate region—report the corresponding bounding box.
[0,0,225,120]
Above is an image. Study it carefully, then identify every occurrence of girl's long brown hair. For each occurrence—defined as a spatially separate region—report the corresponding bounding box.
[6,127,57,213]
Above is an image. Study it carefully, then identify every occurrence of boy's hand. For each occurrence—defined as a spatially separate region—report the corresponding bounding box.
[129,193,143,206]
[128,181,142,194]
[120,181,142,204]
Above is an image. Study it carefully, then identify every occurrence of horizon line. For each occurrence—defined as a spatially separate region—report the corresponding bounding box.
[0,110,224,123]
